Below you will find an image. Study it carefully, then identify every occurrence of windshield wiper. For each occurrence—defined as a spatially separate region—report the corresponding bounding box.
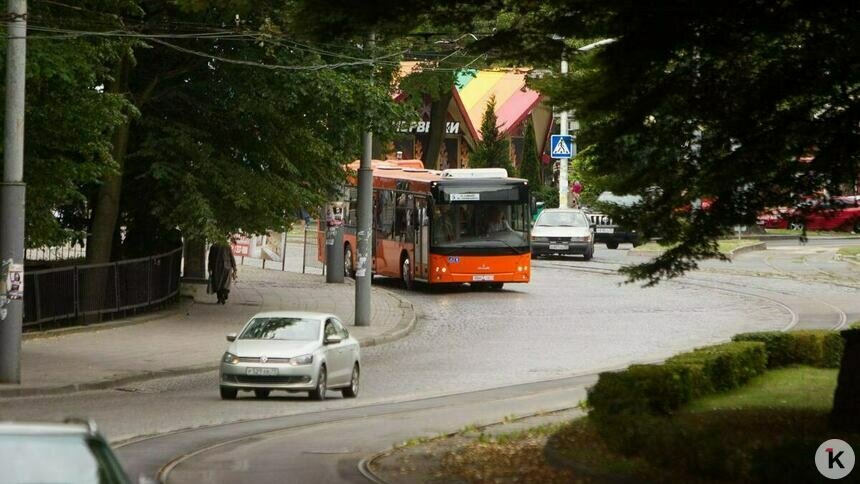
[486,238,520,252]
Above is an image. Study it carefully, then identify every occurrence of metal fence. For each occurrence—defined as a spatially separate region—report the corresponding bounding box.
[23,248,182,330]
[234,222,325,276]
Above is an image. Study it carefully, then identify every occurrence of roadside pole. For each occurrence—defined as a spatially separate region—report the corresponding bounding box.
[558,57,569,209]
[355,32,375,327]
[0,0,27,384]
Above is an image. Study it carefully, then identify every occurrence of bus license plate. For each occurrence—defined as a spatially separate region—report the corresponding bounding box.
[549,244,568,250]
[596,228,614,234]
[246,367,278,376]
[472,274,494,281]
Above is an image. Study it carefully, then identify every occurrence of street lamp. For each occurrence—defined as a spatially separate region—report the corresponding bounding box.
[557,38,617,208]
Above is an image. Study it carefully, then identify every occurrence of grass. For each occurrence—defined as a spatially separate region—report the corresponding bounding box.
[686,366,837,412]
[838,246,860,257]
[633,239,760,254]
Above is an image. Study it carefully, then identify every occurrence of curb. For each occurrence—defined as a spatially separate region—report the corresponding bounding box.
[1,286,418,399]
[725,241,766,259]
[22,298,192,341]
[627,241,766,259]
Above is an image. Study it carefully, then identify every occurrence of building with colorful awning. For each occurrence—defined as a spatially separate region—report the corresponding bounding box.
[390,63,553,171]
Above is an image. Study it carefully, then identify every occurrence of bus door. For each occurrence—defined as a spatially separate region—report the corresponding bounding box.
[414,197,429,279]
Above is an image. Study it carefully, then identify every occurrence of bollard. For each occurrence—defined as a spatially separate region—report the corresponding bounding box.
[325,225,344,283]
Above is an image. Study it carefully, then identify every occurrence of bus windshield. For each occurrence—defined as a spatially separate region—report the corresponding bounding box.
[432,202,529,253]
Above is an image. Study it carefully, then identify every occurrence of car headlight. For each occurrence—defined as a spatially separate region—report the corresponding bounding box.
[222,352,239,365]
[289,354,313,366]
[573,236,591,242]
[531,236,548,242]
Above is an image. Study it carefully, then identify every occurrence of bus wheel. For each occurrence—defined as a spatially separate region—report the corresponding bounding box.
[401,255,414,290]
[344,245,355,278]
[488,282,504,290]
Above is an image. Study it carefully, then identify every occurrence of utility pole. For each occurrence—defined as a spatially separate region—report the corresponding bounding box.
[0,0,27,384]
[355,31,375,327]
[558,57,569,209]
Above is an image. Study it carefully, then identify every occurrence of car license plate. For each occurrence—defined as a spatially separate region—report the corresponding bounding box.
[549,244,569,250]
[246,367,278,376]
[596,228,614,234]
[472,274,494,281]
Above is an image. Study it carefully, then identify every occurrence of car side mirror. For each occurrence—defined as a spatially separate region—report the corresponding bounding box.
[324,334,343,345]
[226,333,237,342]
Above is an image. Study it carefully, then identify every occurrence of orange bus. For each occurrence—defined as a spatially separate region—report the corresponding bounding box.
[321,159,531,290]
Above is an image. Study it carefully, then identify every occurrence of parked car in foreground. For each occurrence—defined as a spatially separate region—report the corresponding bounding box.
[220,311,360,401]
[530,209,594,260]
[0,419,133,484]
[757,195,860,232]
[584,192,643,249]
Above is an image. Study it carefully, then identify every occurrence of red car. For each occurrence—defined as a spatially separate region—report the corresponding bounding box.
[758,196,860,233]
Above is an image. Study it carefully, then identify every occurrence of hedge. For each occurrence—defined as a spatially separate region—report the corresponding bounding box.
[588,341,767,419]
[732,330,844,368]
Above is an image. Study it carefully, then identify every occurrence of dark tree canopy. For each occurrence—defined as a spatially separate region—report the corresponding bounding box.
[303,0,860,284]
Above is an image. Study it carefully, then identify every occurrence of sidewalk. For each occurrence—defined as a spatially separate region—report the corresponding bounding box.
[0,267,415,398]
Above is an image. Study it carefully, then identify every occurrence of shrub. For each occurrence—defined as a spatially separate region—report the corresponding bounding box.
[587,364,697,419]
[588,341,766,421]
[734,330,845,368]
[667,341,767,392]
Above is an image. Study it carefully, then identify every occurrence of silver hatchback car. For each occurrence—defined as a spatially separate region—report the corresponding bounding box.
[219,311,361,401]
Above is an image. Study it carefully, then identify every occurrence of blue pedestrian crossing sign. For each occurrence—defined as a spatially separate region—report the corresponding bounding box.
[550,135,573,159]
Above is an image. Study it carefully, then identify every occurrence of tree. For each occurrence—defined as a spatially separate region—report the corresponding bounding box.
[519,118,541,186]
[469,96,513,173]
[0,1,134,249]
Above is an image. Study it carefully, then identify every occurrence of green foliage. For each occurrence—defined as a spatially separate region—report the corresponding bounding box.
[518,119,541,187]
[0,2,136,247]
[733,330,845,369]
[12,1,407,256]
[588,341,767,420]
[667,341,768,392]
[469,96,513,173]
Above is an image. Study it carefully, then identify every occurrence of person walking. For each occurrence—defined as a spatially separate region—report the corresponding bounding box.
[208,242,237,304]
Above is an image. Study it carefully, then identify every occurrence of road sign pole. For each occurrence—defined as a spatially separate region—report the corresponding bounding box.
[355,31,375,327]
[558,57,569,209]
[0,0,27,384]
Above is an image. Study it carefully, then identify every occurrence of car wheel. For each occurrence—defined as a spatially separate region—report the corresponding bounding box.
[220,387,238,400]
[854,219,860,234]
[789,220,805,231]
[309,366,327,401]
[606,241,619,250]
[344,245,355,278]
[583,246,593,261]
[401,255,413,290]
[342,364,360,398]
[254,389,270,399]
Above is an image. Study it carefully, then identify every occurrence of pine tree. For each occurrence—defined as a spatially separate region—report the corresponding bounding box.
[469,97,513,174]
[519,118,541,187]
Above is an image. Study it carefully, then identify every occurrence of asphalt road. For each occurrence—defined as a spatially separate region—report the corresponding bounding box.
[2,241,858,482]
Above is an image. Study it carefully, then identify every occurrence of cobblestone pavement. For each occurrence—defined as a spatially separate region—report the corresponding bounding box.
[1,245,829,443]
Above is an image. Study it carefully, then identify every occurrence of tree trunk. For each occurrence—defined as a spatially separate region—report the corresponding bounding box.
[424,92,452,169]
[831,328,860,432]
[81,56,131,323]
[182,238,207,281]
[87,55,131,265]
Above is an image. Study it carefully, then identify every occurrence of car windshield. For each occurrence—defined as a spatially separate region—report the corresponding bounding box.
[535,211,589,227]
[0,434,129,484]
[239,317,320,341]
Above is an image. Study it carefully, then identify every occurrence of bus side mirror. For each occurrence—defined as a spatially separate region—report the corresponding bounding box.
[530,196,537,214]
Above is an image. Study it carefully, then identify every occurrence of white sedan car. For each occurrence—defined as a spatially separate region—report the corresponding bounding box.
[219,311,360,401]
[530,208,595,260]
